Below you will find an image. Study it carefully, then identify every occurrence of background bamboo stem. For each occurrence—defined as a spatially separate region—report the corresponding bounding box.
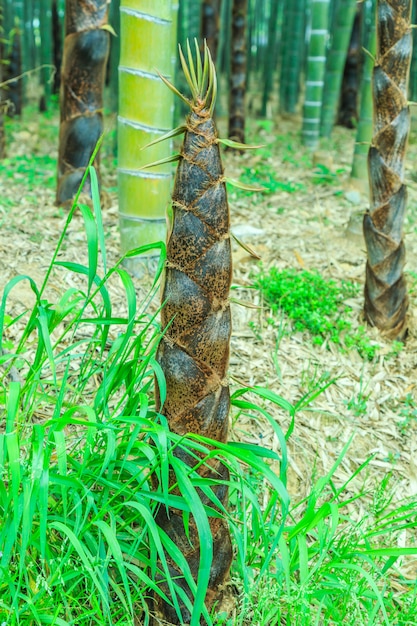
[57,0,110,204]
[363,0,412,339]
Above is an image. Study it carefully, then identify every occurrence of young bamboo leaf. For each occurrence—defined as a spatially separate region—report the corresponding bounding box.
[156,69,190,107]
[231,231,262,259]
[140,153,181,170]
[218,138,265,150]
[225,177,266,192]
[186,40,198,95]
[141,126,187,150]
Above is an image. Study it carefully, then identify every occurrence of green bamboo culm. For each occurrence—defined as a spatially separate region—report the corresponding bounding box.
[178,0,202,51]
[351,11,376,191]
[0,4,5,159]
[13,1,26,79]
[409,0,417,101]
[363,0,412,339]
[108,0,120,115]
[302,0,330,147]
[118,0,175,269]
[218,0,232,78]
[261,0,280,116]
[280,0,306,114]
[39,0,53,110]
[154,42,233,624]
[251,0,265,75]
[320,0,357,138]
[24,0,36,73]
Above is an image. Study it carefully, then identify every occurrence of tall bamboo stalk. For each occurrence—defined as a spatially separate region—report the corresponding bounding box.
[0,6,5,159]
[228,0,248,142]
[320,0,357,137]
[251,0,266,75]
[302,0,330,148]
[57,0,110,204]
[351,4,375,190]
[286,0,306,113]
[108,0,120,115]
[2,0,11,35]
[118,0,175,267]
[261,0,280,116]
[337,5,362,129]
[218,0,232,77]
[25,0,36,72]
[280,0,306,114]
[363,0,412,339]
[410,0,417,101]
[13,1,26,80]
[154,43,233,624]
[39,0,53,110]
[179,0,201,50]
[7,23,22,117]
[52,0,62,94]
[201,0,222,63]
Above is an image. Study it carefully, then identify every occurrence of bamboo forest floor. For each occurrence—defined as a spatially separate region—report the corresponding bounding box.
[1,105,417,584]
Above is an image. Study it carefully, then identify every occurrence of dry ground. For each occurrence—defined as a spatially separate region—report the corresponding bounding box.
[1,105,417,529]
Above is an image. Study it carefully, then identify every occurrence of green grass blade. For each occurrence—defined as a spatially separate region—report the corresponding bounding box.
[89,165,107,275]
[50,521,110,610]
[94,518,133,613]
[36,305,56,383]
[0,275,40,352]
[170,457,212,626]
[6,381,20,433]
[78,203,98,294]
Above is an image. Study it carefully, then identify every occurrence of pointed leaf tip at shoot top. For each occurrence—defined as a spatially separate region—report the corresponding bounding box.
[159,39,217,116]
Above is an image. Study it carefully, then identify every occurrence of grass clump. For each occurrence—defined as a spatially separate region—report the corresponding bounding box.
[236,162,305,197]
[2,154,56,190]
[0,161,292,625]
[219,434,417,625]
[254,267,378,359]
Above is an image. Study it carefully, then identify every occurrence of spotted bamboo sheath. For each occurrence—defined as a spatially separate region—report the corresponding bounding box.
[153,46,233,624]
[157,108,232,441]
[363,0,411,338]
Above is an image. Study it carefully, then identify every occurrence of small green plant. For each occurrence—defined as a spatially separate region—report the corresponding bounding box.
[254,267,379,359]
[311,163,346,187]
[407,269,417,295]
[344,325,379,361]
[2,154,56,190]
[346,391,369,417]
[236,162,305,197]
[397,393,417,434]
[300,361,332,396]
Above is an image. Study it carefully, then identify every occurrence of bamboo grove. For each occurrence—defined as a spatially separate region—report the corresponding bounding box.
[2,0,417,622]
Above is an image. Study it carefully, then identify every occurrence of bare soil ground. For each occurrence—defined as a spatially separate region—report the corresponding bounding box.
[1,105,417,531]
